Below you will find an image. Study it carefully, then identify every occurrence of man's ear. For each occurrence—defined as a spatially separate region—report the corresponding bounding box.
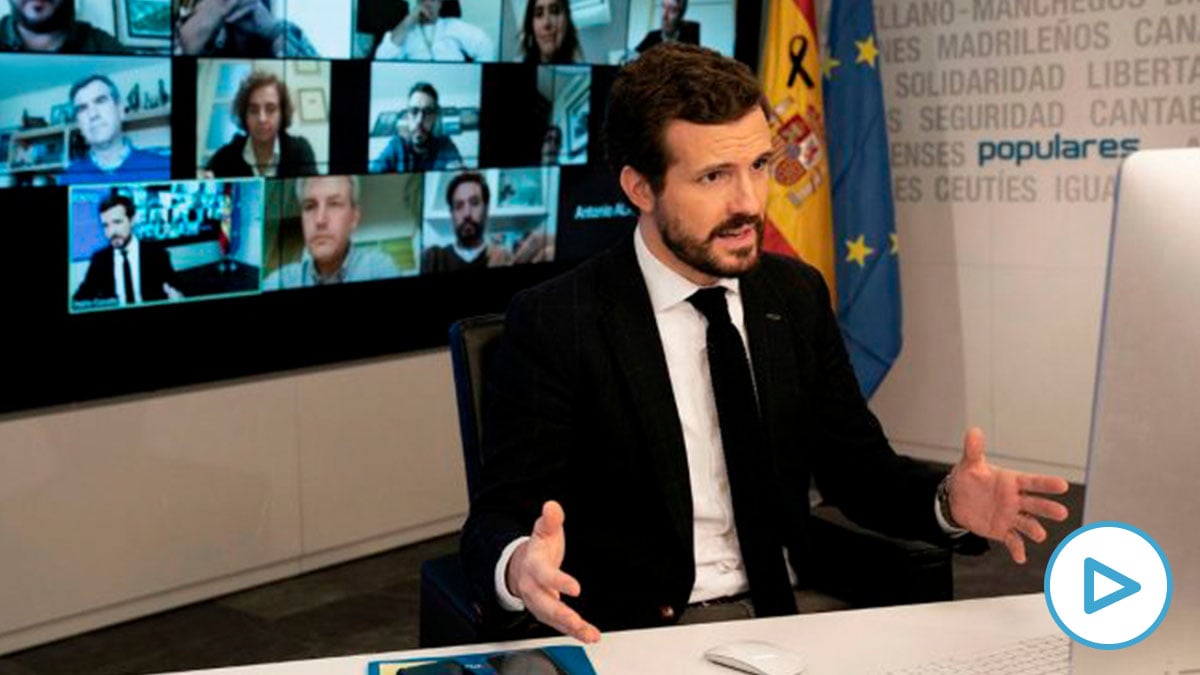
[619,165,655,214]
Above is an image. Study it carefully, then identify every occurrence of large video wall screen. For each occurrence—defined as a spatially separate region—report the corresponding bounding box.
[0,0,748,415]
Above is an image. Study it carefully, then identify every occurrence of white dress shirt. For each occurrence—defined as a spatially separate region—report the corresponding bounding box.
[241,137,280,177]
[374,18,496,62]
[632,224,756,603]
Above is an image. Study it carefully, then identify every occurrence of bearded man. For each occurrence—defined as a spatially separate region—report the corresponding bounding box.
[422,171,513,272]
[1,0,125,53]
[460,43,1072,641]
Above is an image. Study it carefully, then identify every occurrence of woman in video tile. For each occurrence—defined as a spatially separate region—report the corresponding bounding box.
[205,70,317,178]
[520,0,581,64]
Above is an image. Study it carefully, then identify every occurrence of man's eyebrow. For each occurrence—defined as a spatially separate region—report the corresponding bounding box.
[694,152,773,174]
[695,161,736,174]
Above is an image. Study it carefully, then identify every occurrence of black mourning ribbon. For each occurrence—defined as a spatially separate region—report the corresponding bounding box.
[688,287,797,618]
[788,35,815,89]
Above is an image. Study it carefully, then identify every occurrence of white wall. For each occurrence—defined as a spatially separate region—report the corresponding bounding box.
[0,349,466,654]
[857,0,1200,482]
[463,0,505,43]
[278,0,354,59]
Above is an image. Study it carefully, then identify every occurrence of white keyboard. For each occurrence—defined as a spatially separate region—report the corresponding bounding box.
[885,634,1069,675]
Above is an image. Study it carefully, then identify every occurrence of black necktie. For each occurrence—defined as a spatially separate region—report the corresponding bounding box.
[120,248,135,304]
[688,287,797,617]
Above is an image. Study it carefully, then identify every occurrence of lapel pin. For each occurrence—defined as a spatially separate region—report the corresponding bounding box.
[766,313,783,321]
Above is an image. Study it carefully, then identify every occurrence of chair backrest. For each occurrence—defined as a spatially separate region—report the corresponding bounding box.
[448,313,506,501]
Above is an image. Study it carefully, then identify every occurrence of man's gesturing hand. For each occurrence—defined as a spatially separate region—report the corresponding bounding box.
[505,501,601,643]
[948,427,1071,564]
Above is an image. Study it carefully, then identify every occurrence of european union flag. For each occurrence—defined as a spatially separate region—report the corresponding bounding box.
[825,0,901,398]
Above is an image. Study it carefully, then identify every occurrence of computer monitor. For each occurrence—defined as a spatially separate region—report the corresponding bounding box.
[1072,148,1200,673]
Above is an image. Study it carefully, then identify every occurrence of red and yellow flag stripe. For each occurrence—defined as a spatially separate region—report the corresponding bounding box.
[760,0,836,297]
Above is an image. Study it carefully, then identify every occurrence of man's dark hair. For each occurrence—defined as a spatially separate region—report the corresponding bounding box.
[409,81,439,106]
[604,42,768,195]
[69,74,121,110]
[676,0,689,16]
[99,192,135,220]
[232,70,293,132]
[445,172,489,209]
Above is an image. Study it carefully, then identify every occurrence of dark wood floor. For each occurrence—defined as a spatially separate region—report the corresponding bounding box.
[0,485,1085,675]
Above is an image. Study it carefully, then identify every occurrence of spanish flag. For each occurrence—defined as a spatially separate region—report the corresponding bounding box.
[760,0,835,292]
[762,0,903,398]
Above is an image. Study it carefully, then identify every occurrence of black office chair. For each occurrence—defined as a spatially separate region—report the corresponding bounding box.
[418,314,953,647]
[418,315,503,648]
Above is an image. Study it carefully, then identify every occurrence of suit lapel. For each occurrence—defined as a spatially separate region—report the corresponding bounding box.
[742,264,802,461]
[595,239,694,559]
[100,247,117,297]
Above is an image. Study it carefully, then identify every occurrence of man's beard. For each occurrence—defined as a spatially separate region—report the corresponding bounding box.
[454,218,483,248]
[14,0,73,33]
[411,128,431,154]
[655,206,764,279]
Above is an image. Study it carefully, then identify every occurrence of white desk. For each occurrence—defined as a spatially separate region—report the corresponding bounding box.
[160,593,1059,674]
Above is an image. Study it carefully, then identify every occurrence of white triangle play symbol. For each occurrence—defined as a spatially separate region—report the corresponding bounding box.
[1093,573,1122,599]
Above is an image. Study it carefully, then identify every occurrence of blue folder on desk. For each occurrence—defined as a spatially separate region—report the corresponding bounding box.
[367,645,596,675]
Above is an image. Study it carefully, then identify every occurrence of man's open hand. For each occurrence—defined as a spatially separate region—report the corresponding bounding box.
[505,501,601,643]
[948,427,1071,564]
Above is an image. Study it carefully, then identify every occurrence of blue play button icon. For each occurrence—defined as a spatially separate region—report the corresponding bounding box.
[1084,557,1141,614]
[1046,522,1172,649]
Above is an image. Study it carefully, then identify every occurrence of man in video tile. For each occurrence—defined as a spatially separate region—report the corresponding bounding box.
[73,192,183,307]
[371,81,463,173]
[374,0,494,62]
[634,0,699,54]
[206,70,317,178]
[264,175,400,288]
[58,75,171,184]
[422,171,513,272]
[0,0,125,52]
[175,0,317,57]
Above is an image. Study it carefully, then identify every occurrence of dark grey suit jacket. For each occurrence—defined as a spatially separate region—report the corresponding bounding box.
[72,240,180,305]
[461,236,953,633]
[635,20,701,53]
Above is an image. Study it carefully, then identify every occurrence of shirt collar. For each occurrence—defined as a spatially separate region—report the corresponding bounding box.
[301,247,353,285]
[452,241,486,263]
[633,221,739,314]
[242,136,281,176]
[90,138,132,171]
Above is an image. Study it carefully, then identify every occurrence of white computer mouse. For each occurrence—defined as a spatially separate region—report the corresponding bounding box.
[703,640,807,675]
